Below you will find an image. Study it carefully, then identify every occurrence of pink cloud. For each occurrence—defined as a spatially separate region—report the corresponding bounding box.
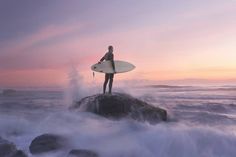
[0,23,83,57]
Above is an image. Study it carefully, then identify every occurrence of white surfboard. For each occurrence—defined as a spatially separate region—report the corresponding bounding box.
[91,60,135,74]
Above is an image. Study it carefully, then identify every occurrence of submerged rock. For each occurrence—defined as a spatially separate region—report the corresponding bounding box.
[71,93,167,124]
[29,134,65,154]
[68,149,99,157]
[0,137,27,157]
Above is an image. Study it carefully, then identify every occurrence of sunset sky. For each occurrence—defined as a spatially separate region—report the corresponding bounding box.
[0,0,236,87]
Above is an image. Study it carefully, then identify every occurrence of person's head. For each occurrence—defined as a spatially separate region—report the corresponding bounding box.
[108,45,113,52]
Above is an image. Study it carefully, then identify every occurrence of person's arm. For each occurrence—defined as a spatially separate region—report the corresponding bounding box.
[100,56,105,62]
[98,54,106,63]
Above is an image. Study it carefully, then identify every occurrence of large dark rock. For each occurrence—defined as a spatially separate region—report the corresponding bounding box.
[0,137,27,157]
[71,93,167,124]
[68,149,99,157]
[29,134,65,154]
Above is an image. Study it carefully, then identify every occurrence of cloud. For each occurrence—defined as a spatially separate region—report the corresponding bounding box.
[0,23,93,70]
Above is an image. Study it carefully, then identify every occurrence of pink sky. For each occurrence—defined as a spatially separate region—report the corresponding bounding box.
[0,0,236,87]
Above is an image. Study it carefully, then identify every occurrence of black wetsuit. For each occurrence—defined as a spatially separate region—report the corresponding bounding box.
[100,51,115,94]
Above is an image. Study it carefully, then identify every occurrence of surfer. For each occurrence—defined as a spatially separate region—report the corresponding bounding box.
[98,45,116,94]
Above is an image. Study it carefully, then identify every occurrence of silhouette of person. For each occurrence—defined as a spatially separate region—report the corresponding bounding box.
[98,46,116,94]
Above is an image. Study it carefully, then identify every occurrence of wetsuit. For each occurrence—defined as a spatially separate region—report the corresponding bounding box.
[100,51,115,94]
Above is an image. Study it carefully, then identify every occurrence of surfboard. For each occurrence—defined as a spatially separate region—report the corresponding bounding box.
[91,60,135,74]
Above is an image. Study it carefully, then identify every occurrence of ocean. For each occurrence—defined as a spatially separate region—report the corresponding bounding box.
[1,85,236,157]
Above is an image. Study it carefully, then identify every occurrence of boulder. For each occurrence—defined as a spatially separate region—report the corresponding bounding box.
[71,93,167,124]
[68,149,98,157]
[0,137,27,157]
[0,137,17,157]
[11,150,27,157]
[29,134,64,154]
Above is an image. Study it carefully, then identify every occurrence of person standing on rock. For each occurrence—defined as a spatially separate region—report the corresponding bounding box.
[98,45,116,94]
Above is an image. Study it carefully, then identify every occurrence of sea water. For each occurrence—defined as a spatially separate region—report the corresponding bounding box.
[1,85,236,157]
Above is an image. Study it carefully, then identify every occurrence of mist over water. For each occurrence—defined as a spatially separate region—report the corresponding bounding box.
[64,66,98,107]
[1,84,236,156]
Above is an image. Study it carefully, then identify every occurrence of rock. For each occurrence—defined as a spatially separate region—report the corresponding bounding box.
[11,150,27,157]
[29,134,64,154]
[0,137,17,157]
[0,137,27,157]
[71,93,167,124]
[68,149,98,157]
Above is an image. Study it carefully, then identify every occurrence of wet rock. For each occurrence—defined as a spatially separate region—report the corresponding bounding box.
[29,134,64,154]
[11,150,27,157]
[71,93,167,124]
[0,137,16,157]
[68,149,98,157]
[0,137,27,157]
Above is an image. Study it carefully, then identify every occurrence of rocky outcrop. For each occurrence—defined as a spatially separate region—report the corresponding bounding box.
[0,137,27,157]
[29,134,65,154]
[71,93,167,124]
[68,149,98,157]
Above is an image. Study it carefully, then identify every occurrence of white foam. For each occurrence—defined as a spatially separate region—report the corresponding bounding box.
[1,109,236,157]
[1,85,236,156]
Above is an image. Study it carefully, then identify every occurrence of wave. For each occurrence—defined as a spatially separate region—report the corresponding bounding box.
[1,85,236,156]
[1,111,236,157]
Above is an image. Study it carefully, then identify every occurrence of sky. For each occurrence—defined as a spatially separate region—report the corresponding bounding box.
[0,0,236,87]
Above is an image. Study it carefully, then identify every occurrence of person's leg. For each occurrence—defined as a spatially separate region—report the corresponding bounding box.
[103,74,109,94]
[108,74,114,94]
